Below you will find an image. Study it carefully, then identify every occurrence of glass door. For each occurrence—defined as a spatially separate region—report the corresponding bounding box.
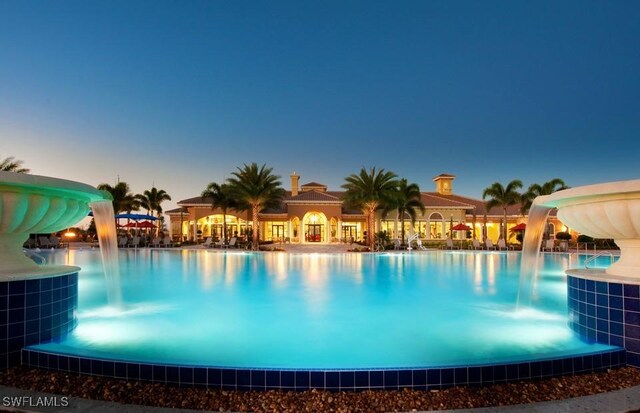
[272,224,285,242]
[306,224,323,242]
[342,225,358,243]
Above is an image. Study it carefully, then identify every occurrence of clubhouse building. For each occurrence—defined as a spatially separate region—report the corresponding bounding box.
[167,173,564,244]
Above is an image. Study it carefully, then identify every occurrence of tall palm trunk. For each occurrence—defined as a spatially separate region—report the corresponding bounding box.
[252,204,259,250]
[503,207,507,240]
[394,211,399,242]
[368,205,376,248]
[400,209,406,244]
[222,209,227,241]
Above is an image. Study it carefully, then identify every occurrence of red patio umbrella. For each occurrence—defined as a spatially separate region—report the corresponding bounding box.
[511,223,527,231]
[123,221,156,229]
[451,223,472,248]
[451,223,472,231]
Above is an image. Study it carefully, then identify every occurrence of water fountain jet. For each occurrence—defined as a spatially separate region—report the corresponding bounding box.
[522,178,640,366]
[0,171,111,368]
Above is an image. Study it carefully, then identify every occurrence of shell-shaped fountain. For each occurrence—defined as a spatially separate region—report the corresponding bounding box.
[0,171,108,278]
[539,179,640,278]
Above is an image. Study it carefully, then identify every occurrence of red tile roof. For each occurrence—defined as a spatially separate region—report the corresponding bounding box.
[433,173,457,180]
[301,182,327,188]
[286,190,341,202]
[175,188,550,218]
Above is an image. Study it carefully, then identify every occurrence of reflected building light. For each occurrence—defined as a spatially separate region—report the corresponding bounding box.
[474,253,483,293]
[487,254,496,293]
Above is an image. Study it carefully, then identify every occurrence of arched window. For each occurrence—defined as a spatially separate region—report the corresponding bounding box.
[303,212,327,243]
[428,212,444,239]
[547,223,555,237]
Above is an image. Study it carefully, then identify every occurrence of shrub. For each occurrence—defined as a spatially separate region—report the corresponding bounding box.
[596,238,618,249]
[555,232,571,240]
[577,234,594,243]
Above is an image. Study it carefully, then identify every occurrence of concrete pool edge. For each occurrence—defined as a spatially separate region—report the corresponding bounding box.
[19,347,626,391]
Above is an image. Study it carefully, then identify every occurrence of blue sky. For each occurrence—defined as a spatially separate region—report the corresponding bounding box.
[1,1,639,212]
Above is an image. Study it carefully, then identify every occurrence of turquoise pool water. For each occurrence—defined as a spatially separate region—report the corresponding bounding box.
[32,250,616,369]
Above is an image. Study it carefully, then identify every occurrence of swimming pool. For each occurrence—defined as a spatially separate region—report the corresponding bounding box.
[24,249,623,389]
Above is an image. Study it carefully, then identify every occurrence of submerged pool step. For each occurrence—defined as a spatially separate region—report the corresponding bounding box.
[20,347,626,391]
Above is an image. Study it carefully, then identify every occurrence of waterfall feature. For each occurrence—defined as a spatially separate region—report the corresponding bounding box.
[91,200,122,307]
[517,199,553,307]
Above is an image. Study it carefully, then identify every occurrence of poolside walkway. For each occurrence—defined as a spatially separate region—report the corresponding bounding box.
[1,384,639,412]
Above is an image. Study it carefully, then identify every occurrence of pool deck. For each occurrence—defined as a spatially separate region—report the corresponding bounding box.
[1,383,639,413]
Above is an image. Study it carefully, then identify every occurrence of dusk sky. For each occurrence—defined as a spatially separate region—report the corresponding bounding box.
[2,1,639,213]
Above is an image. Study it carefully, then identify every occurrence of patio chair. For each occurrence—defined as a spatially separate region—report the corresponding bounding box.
[38,236,51,248]
[497,239,512,251]
[162,236,174,247]
[213,238,225,248]
[415,238,426,250]
[202,237,213,248]
[128,236,140,248]
[118,236,128,248]
[542,239,556,252]
[485,239,497,250]
[23,238,36,249]
[393,239,401,250]
[471,239,484,250]
[49,235,61,248]
[222,237,237,249]
[443,238,459,250]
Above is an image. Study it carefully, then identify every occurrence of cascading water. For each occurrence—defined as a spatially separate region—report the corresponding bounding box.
[517,199,553,307]
[90,200,122,307]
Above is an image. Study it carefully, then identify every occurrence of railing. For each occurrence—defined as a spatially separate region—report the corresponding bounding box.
[584,251,615,269]
[406,233,420,251]
[24,249,47,265]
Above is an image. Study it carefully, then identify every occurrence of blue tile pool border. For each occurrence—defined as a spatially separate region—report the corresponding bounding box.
[20,348,626,391]
[0,272,78,370]
[567,273,640,367]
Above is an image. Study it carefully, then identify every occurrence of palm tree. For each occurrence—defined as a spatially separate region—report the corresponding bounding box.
[521,178,569,213]
[97,182,140,214]
[0,156,30,173]
[226,163,285,250]
[383,179,425,244]
[201,182,237,241]
[136,187,172,217]
[136,187,171,237]
[482,180,523,240]
[342,167,399,248]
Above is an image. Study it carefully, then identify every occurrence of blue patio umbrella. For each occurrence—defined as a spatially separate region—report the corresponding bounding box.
[115,213,158,221]
[88,212,158,221]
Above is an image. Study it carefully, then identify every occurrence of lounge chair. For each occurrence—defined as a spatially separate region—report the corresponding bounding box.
[38,236,51,248]
[485,239,497,250]
[202,237,213,248]
[49,235,61,248]
[128,236,140,248]
[222,237,237,249]
[471,239,484,250]
[23,238,36,249]
[415,238,426,250]
[118,236,128,248]
[497,239,512,251]
[393,239,401,250]
[443,238,459,250]
[162,236,174,247]
[542,239,556,252]
[213,238,225,248]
